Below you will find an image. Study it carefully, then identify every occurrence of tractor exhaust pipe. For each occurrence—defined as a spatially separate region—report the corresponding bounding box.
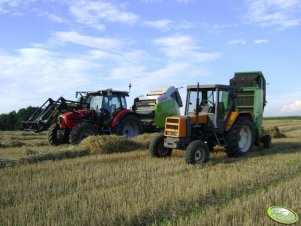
[196,82,200,125]
[128,83,132,94]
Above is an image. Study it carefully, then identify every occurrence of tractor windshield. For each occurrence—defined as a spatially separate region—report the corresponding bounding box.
[103,96,127,113]
[186,90,215,114]
[89,95,104,110]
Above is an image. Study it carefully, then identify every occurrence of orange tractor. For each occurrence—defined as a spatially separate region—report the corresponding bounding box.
[149,71,271,164]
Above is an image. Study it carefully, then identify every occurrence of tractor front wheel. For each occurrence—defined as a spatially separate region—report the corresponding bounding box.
[115,115,141,138]
[149,134,172,157]
[48,124,69,145]
[185,140,209,164]
[69,122,98,145]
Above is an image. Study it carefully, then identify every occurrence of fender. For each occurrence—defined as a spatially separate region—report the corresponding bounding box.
[111,109,139,129]
[225,111,253,131]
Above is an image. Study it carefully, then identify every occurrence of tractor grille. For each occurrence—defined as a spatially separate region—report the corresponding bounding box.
[164,117,186,138]
[166,118,179,124]
[166,124,178,130]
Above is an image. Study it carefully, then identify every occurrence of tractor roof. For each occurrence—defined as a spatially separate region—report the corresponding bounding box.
[187,84,232,91]
[87,89,129,96]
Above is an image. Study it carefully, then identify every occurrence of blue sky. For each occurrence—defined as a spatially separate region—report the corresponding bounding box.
[0,0,301,116]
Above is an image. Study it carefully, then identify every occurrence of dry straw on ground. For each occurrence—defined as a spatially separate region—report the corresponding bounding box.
[263,126,286,138]
[79,133,161,154]
[1,120,301,225]
[79,135,141,154]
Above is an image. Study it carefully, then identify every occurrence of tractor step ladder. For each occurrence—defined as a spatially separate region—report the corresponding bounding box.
[213,131,227,147]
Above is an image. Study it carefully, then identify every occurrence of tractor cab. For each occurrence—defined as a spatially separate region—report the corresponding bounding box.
[81,90,129,129]
[87,90,127,114]
[185,84,234,130]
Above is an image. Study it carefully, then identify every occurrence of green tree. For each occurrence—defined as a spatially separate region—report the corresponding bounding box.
[0,107,38,131]
[15,106,38,130]
[0,111,16,130]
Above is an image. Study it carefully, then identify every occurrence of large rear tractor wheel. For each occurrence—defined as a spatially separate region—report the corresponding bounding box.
[185,140,209,164]
[48,124,69,145]
[69,122,98,145]
[149,134,172,157]
[115,115,142,138]
[225,116,255,157]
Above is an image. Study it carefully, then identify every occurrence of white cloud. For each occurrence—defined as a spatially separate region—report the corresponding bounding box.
[144,19,195,31]
[154,35,196,56]
[105,35,221,99]
[154,35,196,51]
[175,0,194,3]
[69,0,139,30]
[141,0,163,3]
[141,0,194,3]
[0,0,27,8]
[110,66,146,80]
[0,48,99,113]
[148,62,197,79]
[0,37,220,114]
[154,35,222,62]
[108,60,209,104]
[281,100,301,114]
[54,31,125,50]
[39,11,66,23]
[228,39,247,45]
[205,23,238,34]
[144,19,174,31]
[245,0,301,30]
[254,39,270,44]
[0,0,35,15]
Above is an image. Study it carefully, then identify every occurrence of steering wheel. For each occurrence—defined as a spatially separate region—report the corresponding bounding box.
[201,99,214,106]
[98,108,110,116]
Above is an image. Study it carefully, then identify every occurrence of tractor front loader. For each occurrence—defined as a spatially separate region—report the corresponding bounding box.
[149,71,271,164]
[23,97,83,133]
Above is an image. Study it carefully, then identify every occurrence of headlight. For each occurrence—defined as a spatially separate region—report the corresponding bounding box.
[57,115,64,124]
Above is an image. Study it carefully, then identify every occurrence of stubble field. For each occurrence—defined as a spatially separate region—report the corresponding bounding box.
[1,119,301,226]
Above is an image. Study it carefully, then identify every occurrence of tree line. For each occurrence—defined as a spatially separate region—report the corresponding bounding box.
[0,106,38,131]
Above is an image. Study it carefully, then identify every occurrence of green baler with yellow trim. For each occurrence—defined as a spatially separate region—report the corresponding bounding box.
[132,86,183,132]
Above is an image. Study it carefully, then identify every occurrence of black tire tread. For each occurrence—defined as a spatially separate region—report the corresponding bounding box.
[225,116,255,157]
[185,140,209,164]
[69,122,98,145]
[48,124,59,145]
[115,114,142,138]
[149,134,172,157]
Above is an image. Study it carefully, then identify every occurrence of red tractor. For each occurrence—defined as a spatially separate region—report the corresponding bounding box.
[23,89,142,145]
